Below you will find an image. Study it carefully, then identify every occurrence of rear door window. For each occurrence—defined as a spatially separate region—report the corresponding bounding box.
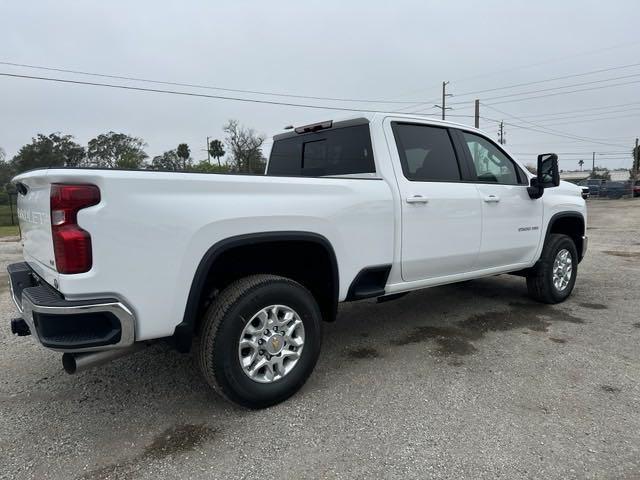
[391,123,462,182]
[267,124,375,176]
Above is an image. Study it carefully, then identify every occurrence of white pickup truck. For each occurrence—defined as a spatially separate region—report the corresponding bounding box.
[8,114,587,408]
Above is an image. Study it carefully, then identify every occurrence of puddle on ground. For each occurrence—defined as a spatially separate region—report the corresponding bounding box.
[79,424,216,480]
[549,337,567,344]
[144,424,215,459]
[603,250,640,258]
[346,347,380,359]
[391,302,584,358]
[633,323,640,329]
[579,303,607,310]
[601,385,621,393]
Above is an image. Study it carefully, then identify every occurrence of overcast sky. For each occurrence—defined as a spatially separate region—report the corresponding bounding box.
[2,1,639,170]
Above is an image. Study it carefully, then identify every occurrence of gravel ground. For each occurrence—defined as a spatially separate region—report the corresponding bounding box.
[1,199,639,480]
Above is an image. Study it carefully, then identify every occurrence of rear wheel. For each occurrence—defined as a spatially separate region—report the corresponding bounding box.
[526,233,578,304]
[198,274,322,408]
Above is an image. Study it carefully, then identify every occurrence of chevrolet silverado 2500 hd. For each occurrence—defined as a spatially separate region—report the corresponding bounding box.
[8,114,587,408]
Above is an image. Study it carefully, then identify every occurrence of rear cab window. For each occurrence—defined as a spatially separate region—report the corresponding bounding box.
[267,121,376,177]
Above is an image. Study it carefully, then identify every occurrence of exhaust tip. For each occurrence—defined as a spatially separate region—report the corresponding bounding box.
[61,345,143,375]
[62,353,78,374]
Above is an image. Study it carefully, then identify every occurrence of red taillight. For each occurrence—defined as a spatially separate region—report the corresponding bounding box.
[50,184,100,274]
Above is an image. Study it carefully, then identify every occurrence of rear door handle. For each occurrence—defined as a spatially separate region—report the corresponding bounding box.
[483,195,500,203]
[406,195,429,204]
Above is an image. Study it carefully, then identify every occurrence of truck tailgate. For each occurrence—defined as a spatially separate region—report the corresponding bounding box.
[16,172,59,283]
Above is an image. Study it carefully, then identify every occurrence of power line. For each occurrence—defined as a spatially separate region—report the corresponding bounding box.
[474,79,640,106]
[452,40,640,84]
[480,117,628,149]
[449,72,640,105]
[0,60,422,106]
[0,71,438,114]
[506,102,640,120]
[453,62,640,98]
[392,40,640,99]
[538,112,640,128]
[479,105,629,149]
[515,106,640,123]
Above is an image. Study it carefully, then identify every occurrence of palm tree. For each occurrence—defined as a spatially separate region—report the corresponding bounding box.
[578,159,584,171]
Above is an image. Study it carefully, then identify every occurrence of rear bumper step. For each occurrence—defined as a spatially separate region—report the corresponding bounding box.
[7,262,135,352]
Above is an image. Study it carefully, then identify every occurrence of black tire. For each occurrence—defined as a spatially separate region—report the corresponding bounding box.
[526,233,578,304]
[197,274,322,409]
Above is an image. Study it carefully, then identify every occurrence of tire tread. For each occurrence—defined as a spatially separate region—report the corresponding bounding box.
[197,274,317,407]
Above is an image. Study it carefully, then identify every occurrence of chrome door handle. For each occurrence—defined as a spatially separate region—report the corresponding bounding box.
[483,195,500,203]
[406,195,429,204]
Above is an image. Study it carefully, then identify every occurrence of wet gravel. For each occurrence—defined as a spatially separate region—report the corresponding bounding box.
[1,199,639,479]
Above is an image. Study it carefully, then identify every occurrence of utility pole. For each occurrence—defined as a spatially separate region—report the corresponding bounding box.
[633,137,639,178]
[434,81,453,120]
[498,121,506,145]
[474,99,480,128]
[206,136,211,163]
[592,151,596,173]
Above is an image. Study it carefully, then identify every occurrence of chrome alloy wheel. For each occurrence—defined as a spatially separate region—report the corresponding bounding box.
[552,248,573,291]
[238,305,305,383]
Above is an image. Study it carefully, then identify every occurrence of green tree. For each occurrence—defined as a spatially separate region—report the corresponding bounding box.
[11,133,85,173]
[176,143,191,170]
[87,132,148,169]
[223,119,266,174]
[208,139,225,166]
[149,150,181,171]
[0,152,14,205]
[589,167,611,181]
[191,160,232,174]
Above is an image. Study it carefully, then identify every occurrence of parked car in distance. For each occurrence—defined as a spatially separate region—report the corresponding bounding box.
[634,180,640,197]
[583,178,605,196]
[604,181,629,199]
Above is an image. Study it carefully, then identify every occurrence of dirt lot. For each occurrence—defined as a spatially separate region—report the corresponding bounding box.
[1,199,639,480]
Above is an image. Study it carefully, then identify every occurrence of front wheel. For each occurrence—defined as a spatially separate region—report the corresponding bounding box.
[197,274,322,408]
[526,233,578,304]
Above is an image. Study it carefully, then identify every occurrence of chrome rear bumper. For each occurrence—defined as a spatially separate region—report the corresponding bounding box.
[8,262,136,353]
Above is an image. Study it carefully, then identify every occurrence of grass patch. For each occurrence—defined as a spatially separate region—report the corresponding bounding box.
[0,225,20,238]
[0,204,18,227]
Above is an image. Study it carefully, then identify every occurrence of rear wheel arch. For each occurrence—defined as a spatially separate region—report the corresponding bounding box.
[173,231,339,352]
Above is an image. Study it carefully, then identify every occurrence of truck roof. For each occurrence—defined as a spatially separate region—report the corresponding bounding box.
[272,112,485,142]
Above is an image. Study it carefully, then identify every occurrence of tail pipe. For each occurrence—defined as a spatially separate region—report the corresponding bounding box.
[62,344,143,374]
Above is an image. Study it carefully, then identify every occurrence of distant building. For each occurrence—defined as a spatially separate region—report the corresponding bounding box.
[560,170,630,181]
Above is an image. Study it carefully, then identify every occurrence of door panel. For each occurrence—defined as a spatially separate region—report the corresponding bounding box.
[457,130,543,269]
[387,121,483,282]
[475,184,543,268]
[400,183,482,280]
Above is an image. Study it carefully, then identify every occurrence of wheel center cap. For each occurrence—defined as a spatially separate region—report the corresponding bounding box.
[265,334,284,355]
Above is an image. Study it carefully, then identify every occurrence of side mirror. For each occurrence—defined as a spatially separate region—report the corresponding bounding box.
[528,153,559,199]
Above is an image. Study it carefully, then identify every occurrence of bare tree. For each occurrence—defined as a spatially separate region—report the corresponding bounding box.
[222,120,266,174]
